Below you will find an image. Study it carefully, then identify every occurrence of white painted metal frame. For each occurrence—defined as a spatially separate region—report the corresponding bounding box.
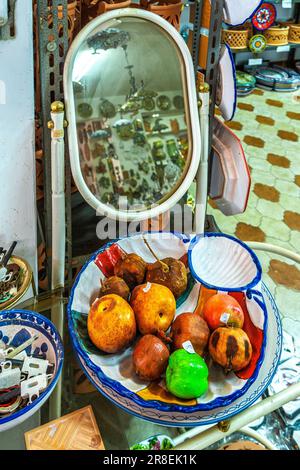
[64,8,202,223]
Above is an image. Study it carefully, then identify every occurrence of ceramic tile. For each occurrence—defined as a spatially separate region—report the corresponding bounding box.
[275,179,300,197]
[260,218,291,242]
[256,199,284,221]
[271,166,295,182]
[279,193,300,213]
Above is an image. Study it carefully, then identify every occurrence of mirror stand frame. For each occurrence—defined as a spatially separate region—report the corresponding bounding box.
[64,8,202,222]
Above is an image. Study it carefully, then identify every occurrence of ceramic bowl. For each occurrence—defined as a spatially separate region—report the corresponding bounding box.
[0,310,64,432]
[188,232,262,291]
[68,232,271,426]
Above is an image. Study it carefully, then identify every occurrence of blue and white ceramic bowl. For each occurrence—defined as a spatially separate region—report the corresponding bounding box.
[0,310,64,432]
[68,232,281,426]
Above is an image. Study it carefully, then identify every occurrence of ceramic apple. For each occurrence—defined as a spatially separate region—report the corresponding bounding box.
[130,282,176,335]
[88,294,136,353]
[132,334,170,381]
[203,293,244,330]
[171,312,210,356]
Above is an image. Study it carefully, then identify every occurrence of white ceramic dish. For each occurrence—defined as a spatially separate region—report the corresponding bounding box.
[223,0,263,26]
[212,117,251,215]
[68,232,280,426]
[217,44,237,121]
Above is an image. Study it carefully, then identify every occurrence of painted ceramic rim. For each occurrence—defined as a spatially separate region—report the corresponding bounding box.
[224,0,264,27]
[252,3,277,31]
[68,232,267,414]
[249,34,267,53]
[220,44,237,121]
[0,310,64,426]
[72,282,281,426]
[188,232,262,292]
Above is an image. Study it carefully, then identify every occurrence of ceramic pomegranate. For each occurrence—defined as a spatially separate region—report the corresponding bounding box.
[132,334,170,381]
[114,253,147,290]
[171,312,210,356]
[209,327,252,372]
[203,293,244,330]
[146,257,187,298]
[99,276,130,300]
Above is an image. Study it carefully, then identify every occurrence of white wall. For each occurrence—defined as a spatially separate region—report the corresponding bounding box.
[0,0,37,292]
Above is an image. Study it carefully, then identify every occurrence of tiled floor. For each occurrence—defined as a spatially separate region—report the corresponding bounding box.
[208,88,300,352]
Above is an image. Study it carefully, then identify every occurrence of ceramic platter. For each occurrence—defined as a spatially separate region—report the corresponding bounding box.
[217,44,237,121]
[68,232,282,426]
[252,3,276,31]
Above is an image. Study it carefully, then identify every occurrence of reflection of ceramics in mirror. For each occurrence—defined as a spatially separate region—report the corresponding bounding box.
[77,102,93,118]
[157,94,172,111]
[72,17,190,211]
[173,95,184,110]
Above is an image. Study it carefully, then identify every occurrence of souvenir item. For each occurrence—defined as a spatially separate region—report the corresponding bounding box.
[0,362,21,389]
[289,24,300,44]
[217,44,236,121]
[263,25,289,46]
[252,65,300,91]
[249,34,267,53]
[223,0,262,27]
[77,102,93,119]
[0,254,32,309]
[210,118,250,215]
[99,99,116,118]
[157,95,171,111]
[252,3,276,31]
[68,232,280,426]
[0,310,63,432]
[25,405,105,450]
[131,434,174,450]
[173,95,184,110]
[222,28,249,49]
[142,96,155,111]
[236,71,256,96]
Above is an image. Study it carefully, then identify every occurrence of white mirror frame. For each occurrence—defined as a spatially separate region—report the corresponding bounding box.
[64,8,201,222]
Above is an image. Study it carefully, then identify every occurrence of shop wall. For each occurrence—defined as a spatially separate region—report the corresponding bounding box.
[0,1,37,293]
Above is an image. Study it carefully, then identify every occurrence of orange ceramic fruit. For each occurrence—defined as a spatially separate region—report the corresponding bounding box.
[114,253,146,290]
[132,334,170,381]
[203,293,244,330]
[130,282,176,335]
[88,294,136,353]
[209,327,252,372]
[171,312,210,356]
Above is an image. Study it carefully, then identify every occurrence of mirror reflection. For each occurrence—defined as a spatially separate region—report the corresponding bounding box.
[72,16,191,212]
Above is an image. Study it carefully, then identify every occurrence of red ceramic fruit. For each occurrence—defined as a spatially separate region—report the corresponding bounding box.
[170,312,210,356]
[209,327,252,372]
[132,334,170,381]
[203,293,244,330]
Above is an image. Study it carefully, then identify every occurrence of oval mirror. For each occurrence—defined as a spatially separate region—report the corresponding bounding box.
[64,8,201,221]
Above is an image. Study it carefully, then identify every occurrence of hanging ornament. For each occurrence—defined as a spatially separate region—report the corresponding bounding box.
[249,34,267,53]
[252,3,276,31]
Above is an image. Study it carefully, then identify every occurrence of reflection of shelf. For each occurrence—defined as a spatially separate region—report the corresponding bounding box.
[230,43,300,54]
[141,109,184,118]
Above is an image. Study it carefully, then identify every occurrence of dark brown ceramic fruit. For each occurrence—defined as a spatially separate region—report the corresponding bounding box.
[171,312,210,356]
[132,334,170,381]
[146,257,187,298]
[114,253,147,290]
[209,327,252,372]
[99,276,130,300]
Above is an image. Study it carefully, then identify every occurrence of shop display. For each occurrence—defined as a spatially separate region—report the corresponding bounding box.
[67,232,281,426]
[252,3,277,31]
[250,65,300,92]
[0,310,63,432]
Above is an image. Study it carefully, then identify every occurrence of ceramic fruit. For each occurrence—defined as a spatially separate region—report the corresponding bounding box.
[170,312,210,356]
[114,253,147,290]
[166,349,209,399]
[209,327,252,372]
[88,294,136,353]
[132,334,170,381]
[99,276,130,300]
[203,293,244,330]
[130,282,176,335]
[146,258,187,299]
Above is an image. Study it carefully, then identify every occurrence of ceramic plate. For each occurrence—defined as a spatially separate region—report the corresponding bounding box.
[0,310,64,432]
[252,3,276,31]
[223,0,263,27]
[67,232,277,426]
[217,44,237,121]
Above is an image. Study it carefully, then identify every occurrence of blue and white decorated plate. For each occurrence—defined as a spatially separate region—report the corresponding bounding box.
[68,232,281,426]
[0,310,64,432]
